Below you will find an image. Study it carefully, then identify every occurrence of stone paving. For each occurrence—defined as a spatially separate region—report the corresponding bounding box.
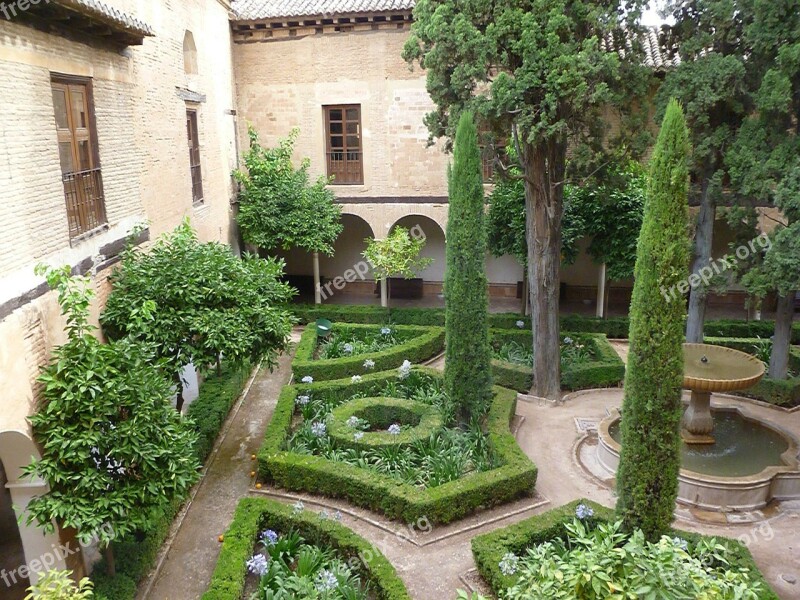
[141,335,800,600]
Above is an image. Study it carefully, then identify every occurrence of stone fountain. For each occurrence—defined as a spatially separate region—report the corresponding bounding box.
[681,343,765,444]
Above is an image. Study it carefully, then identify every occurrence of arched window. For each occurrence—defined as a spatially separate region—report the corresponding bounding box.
[183,31,198,75]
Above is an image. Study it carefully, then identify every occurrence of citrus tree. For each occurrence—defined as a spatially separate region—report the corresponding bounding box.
[362,226,433,307]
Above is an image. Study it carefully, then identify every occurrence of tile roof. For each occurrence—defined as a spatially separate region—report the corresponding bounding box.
[232,0,415,21]
[604,27,677,71]
[54,0,154,37]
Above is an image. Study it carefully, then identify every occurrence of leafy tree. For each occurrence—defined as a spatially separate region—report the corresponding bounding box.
[234,127,343,301]
[362,226,433,307]
[444,113,493,422]
[724,0,800,379]
[404,0,651,399]
[616,100,691,540]
[25,570,93,599]
[658,0,753,342]
[25,266,201,575]
[102,221,294,411]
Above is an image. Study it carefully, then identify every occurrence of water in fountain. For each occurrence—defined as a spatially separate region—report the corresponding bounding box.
[609,410,789,477]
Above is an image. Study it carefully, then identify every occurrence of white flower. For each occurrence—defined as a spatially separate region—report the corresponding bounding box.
[499,552,519,576]
[354,432,364,441]
[351,375,362,383]
[380,327,392,335]
[563,337,574,345]
[346,416,361,428]
[343,343,354,354]
[333,510,343,521]
[315,569,338,592]
[247,553,269,576]
[319,509,329,520]
[292,501,304,514]
[516,320,525,328]
[295,395,310,406]
[363,359,376,369]
[387,423,402,435]
[397,360,412,380]
[301,375,314,384]
[311,422,327,437]
[672,537,689,551]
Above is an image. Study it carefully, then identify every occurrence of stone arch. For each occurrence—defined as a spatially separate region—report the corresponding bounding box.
[183,31,198,75]
[0,430,66,587]
[389,214,447,284]
[319,214,375,289]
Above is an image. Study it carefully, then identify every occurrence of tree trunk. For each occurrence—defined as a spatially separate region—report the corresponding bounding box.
[769,292,795,380]
[105,544,116,577]
[523,140,566,401]
[596,262,607,318]
[174,372,185,413]
[686,179,715,342]
[380,278,388,308]
[313,252,322,305]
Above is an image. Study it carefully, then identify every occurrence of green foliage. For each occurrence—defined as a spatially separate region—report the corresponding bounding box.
[292,323,445,382]
[204,497,410,600]
[235,127,343,255]
[445,112,493,422]
[24,266,200,547]
[362,226,433,282]
[102,221,294,397]
[505,518,764,599]
[319,328,403,360]
[91,364,251,599]
[258,367,537,523]
[26,570,93,600]
[615,100,691,540]
[485,175,527,264]
[489,331,625,393]
[472,499,779,600]
[327,397,444,452]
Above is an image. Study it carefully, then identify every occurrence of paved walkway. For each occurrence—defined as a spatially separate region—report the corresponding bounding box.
[141,337,799,600]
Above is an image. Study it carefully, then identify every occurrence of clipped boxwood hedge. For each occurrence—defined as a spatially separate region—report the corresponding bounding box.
[471,499,780,599]
[92,363,252,600]
[289,304,800,342]
[328,396,443,451]
[292,323,445,381]
[704,337,800,408]
[203,496,410,600]
[489,330,626,393]
[258,367,537,524]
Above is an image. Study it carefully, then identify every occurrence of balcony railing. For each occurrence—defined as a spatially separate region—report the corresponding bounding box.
[63,168,107,238]
[327,151,363,185]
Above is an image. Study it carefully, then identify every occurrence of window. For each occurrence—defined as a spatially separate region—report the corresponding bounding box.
[51,76,106,238]
[324,105,363,185]
[186,109,204,204]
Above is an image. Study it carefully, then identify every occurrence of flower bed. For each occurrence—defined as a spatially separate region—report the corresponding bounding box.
[472,499,779,600]
[292,323,445,382]
[328,397,444,451]
[203,497,410,600]
[258,366,537,524]
[489,330,626,392]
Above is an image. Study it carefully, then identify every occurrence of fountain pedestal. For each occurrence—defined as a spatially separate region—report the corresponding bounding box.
[681,390,715,444]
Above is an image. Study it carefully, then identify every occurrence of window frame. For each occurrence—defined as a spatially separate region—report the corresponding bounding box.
[186,107,204,204]
[323,104,364,185]
[50,73,107,239]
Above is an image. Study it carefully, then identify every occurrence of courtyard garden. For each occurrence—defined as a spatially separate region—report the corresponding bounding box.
[16,1,800,600]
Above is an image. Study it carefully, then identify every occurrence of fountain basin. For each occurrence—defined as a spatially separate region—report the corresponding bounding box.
[597,401,800,511]
[683,343,765,393]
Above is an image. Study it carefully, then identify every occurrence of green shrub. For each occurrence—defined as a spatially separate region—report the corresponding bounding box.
[472,499,779,600]
[289,304,800,343]
[616,100,690,540]
[444,112,493,422]
[90,364,252,598]
[489,330,625,393]
[202,497,410,600]
[292,324,445,381]
[328,397,443,451]
[258,368,537,524]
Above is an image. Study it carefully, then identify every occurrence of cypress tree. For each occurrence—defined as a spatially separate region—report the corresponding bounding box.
[444,112,493,423]
[615,100,691,540]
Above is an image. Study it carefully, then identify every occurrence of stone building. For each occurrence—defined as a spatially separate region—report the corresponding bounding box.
[0,0,238,592]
